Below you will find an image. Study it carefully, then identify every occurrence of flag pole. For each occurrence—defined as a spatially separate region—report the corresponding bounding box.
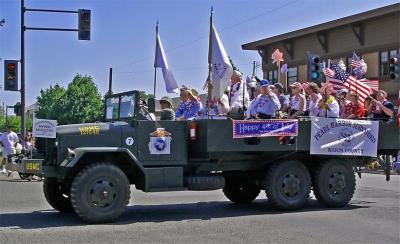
[285,66,288,93]
[207,6,213,119]
[153,20,159,98]
[277,61,281,84]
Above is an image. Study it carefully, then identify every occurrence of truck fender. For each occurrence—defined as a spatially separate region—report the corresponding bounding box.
[60,147,145,187]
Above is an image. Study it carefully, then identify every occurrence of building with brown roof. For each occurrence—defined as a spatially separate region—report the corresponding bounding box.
[242,3,399,100]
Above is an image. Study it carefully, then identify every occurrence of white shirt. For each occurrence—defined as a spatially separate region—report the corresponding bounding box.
[218,94,230,114]
[229,81,250,110]
[290,94,306,112]
[309,94,322,117]
[0,131,19,158]
[317,96,340,118]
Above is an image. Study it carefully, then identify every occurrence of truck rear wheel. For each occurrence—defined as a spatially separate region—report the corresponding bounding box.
[313,161,355,208]
[266,161,311,210]
[223,184,260,204]
[70,163,130,223]
[43,178,73,212]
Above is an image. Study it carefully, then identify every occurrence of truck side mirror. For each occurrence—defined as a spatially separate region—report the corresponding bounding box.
[147,98,156,113]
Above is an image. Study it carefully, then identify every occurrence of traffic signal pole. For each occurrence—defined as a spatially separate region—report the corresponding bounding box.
[21,0,26,141]
[18,0,90,141]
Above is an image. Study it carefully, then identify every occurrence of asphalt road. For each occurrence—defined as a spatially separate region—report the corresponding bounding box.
[0,173,399,244]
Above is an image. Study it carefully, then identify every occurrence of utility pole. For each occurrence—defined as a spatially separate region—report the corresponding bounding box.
[108,67,113,95]
[21,0,26,139]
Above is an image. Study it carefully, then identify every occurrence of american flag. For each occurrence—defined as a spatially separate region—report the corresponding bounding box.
[326,64,372,104]
[323,66,335,78]
[351,52,361,69]
[359,78,379,92]
[352,52,365,79]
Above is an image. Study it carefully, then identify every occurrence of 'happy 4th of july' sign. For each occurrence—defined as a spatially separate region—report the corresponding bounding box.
[232,119,298,138]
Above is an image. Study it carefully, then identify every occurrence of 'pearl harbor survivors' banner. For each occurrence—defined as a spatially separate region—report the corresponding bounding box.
[233,119,298,138]
[310,118,379,157]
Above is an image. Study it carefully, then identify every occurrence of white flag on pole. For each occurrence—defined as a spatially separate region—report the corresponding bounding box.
[210,24,233,99]
[154,32,179,94]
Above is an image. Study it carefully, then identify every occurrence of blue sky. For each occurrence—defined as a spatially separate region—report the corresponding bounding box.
[0,0,398,110]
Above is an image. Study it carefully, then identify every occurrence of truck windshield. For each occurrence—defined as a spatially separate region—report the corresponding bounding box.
[106,97,119,120]
[120,94,135,118]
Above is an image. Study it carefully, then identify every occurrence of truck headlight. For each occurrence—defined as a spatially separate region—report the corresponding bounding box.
[67,148,75,159]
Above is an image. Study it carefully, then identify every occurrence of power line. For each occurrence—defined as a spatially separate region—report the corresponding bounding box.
[115,0,299,69]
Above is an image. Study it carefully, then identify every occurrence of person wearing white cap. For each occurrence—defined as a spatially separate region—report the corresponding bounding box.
[288,82,307,119]
[228,70,250,117]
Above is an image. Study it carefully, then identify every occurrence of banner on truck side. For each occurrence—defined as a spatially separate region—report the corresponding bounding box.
[32,119,57,138]
[310,118,379,157]
[232,119,298,138]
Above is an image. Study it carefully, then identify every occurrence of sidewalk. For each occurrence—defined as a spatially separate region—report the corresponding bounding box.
[0,171,21,181]
[360,169,400,175]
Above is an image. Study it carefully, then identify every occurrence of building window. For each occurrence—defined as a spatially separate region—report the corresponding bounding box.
[287,66,298,84]
[268,70,278,83]
[380,49,398,77]
[346,57,352,73]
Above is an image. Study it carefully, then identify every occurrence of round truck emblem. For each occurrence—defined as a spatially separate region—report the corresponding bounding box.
[125,137,134,146]
[153,138,166,151]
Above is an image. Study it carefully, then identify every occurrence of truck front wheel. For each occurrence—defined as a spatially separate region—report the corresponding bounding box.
[266,161,311,210]
[313,161,355,208]
[43,178,73,212]
[223,183,261,204]
[70,163,130,223]
[43,178,74,213]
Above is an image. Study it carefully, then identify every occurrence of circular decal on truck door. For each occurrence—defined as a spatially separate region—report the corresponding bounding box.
[125,137,134,146]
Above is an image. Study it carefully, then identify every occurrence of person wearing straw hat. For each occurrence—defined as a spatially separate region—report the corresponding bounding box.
[175,85,202,120]
[254,79,281,119]
[159,96,175,121]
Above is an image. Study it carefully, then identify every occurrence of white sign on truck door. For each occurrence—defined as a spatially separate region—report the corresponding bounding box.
[32,119,57,138]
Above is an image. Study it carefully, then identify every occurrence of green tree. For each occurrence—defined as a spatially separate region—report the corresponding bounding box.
[36,84,66,121]
[138,91,154,104]
[62,75,103,124]
[3,115,32,134]
[35,74,103,125]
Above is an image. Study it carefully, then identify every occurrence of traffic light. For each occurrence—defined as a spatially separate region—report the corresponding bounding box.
[4,60,18,91]
[389,57,399,80]
[78,9,91,40]
[14,102,22,116]
[307,52,323,83]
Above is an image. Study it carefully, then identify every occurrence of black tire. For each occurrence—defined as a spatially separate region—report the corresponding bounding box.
[223,184,260,204]
[70,163,130,223]
[19,173,30,180]
[266,161,311,210]
[313,161,356,208]
[43,177,74,212]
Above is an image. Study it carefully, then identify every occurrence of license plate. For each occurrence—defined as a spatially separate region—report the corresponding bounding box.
[21,159,42,174]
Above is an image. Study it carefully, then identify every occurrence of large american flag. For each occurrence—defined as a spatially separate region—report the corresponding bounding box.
[359,78,379,92]
[326,64,372,103]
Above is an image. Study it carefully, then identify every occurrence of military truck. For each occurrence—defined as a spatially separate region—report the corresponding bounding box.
[20,90,399,223]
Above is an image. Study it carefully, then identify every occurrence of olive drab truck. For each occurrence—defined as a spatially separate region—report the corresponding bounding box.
[17,90,400,223]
